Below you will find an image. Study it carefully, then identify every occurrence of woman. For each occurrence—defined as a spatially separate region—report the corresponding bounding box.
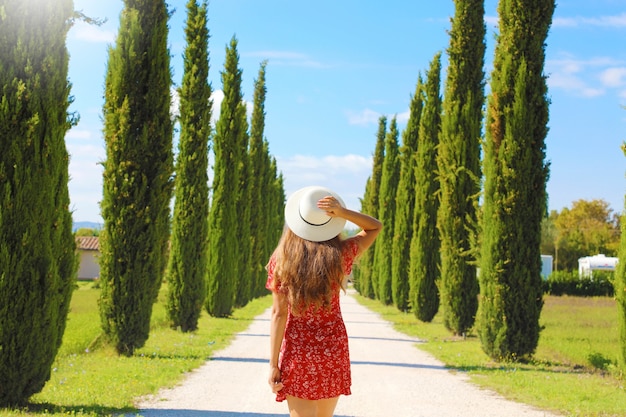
[266,185,382,417]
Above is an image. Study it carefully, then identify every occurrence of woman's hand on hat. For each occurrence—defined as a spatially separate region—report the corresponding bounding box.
[317,195,344,218]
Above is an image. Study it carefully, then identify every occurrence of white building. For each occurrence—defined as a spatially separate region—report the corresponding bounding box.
[76,236,100,280]
[578,254,618,278]
[541,255,553,279]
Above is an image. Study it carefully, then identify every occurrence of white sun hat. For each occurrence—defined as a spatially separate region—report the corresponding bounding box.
[284,185,347,242]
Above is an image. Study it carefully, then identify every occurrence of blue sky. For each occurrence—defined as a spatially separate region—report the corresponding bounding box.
[66,0,626,223]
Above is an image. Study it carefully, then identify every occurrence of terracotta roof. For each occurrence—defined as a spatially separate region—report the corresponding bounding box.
[76,236,100,251]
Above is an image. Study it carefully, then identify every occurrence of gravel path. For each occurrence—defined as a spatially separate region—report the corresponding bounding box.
[132,290,560,417]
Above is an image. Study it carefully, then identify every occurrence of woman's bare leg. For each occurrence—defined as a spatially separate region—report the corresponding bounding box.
[286,395,340,417]
[286,396,316,417]
[317,396,340,417]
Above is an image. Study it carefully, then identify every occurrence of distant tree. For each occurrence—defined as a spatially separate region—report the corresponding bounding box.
[0,0,77,405]
[616,142,626,367]
[374,117,400,305]
[478,0,554,361]
[552,199,619,271]
[354,116,386,298]
[249,62,271,298]
[166,0,212,332]
[75,228,100,237]
[99,0,174,355]
[437,0,485,335]
[206,36,246,317]
[391,76,424,312]
[409,53,442,322]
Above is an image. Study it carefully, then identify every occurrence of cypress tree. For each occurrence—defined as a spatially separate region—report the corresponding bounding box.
[165,0,212,332]
[355,116,386,298]
[99,0,174,355]
[374,117,400,305]
[234,113,251,308]
[267,158,285,255]
[0,0,77,404]
[391,76,424,312]
[478,0,554,360]
[249,62,269,298]
[409,53,442,322]
[437,0,485,335]
[257,140,276,298]
[233,60,254,308]
[206,36,245,317]
[267,155,285,261]
[617,142,626,367]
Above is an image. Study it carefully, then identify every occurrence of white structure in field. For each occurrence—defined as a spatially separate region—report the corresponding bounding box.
[578,254,618,278]
[76,236,100,280]
[541,255,553,279]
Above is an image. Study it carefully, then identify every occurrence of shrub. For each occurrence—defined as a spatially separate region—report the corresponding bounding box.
[543,270,614,297]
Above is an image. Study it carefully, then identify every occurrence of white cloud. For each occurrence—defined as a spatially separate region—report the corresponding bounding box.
[211,90,225,123]
[346,108,411,127]
[599,67,626,87]
[276,154,372,214]
[484,15,499,28]
[396,109,411,124]
[170,87,180,119]
[553,13,626,28]
[67,141,105,222]
[346,108,381,126]
[70,21,115,43]
[546,54,626,97]
[488,12,626,30]
[552,17,578,28]
[66,128,92,140]
[548,71,605,97]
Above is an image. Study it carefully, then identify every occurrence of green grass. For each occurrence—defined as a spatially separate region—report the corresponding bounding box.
[1,282,272,416]
[355,294,626,417]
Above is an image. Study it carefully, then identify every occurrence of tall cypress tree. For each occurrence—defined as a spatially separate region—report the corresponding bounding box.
[437,0,485,335]
[479,0,554,360]
[234,109,251,308]
[409,53,442,322]
[0,0,77,404]
[249,62,270,298]
[391,77,424,312]
[206,36,245,317]
[617,142,626,367]
[355,116,386,298]
[166,0,212,332]
[99,0,173,355]
[374,117,400,305]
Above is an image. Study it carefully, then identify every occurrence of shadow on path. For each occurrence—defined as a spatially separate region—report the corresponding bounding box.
[348,334,423,344]
[210,356,268,364]
[351,360,448,371]
[133,410,353,417]
[132,410,284,417]
[209,355,447,372]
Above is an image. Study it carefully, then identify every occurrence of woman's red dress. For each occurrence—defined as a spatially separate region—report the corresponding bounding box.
[266,239,358,402]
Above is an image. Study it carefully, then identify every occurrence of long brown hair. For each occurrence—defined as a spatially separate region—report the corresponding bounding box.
[270,227,345,315]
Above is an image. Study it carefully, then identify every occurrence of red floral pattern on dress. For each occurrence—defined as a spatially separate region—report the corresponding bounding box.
[266,239,358,402]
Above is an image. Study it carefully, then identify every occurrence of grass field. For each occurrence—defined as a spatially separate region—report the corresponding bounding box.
[1,283,624,416]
